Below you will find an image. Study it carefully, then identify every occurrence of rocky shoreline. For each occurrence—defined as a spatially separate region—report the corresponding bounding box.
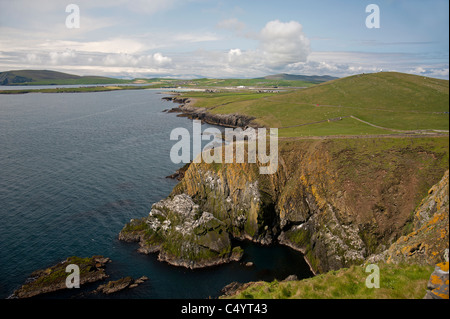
[9,256,150,299]
[10,256,110,298]
[162,95,257,129]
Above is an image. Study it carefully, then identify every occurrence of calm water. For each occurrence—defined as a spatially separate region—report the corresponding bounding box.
[0,89,312,299]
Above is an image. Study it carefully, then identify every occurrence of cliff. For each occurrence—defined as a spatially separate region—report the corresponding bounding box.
[169,137,448,273]
[221,168,449,299]
[162,95,256,128]
[119,194,243,269]
[368,169,449,266]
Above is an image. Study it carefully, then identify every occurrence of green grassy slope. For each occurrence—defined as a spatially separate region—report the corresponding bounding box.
[135,77,322,88]
[257,73,338,82]
[181,72,449,136]
[223,263,434,299]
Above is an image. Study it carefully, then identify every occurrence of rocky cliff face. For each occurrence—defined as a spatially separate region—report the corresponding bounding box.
[120,137,448,273]
[172,161,278,244]
[368,170,449,266]
[163,95,256,128]
[119,194,243,269]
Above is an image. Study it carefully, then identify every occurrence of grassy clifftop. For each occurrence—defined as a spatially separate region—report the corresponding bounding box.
[222,263,434,299]
[180,72,449,136]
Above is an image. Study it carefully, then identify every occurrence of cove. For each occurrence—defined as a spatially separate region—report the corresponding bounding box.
[0,89,312,299]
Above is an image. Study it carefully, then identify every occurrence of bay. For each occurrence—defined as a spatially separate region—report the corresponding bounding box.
[0,89,312,299]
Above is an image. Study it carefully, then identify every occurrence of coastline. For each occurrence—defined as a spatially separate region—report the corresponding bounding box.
[162,94,257,129]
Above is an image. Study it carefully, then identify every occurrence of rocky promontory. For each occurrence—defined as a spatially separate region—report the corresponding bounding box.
[135,136,449,274]
[119,194,244,269]
[162,94,256,128]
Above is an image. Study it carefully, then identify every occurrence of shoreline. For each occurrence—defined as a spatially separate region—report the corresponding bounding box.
[162,93,257,129]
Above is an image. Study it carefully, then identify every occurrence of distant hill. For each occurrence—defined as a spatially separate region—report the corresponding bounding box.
[181,72,449,136]
[257,73,338,83]
[0,70,129,85]
[284,71,449,113]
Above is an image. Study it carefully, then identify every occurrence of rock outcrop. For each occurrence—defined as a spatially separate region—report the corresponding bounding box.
[95,276,148,295]
[368,170,449,266]
[163,95,256,128]
[172,161,277,245]
[121,126,448,274]
[119,194,243,269]
[423,262,449,299]
[11,256,110,299]
[158,138,448,274]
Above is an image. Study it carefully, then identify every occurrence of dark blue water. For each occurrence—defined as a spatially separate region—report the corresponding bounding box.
[0,89,312,299]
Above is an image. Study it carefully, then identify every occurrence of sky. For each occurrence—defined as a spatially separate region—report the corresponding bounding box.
[0,0,448,79]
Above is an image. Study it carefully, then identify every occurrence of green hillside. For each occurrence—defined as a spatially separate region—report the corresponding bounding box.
[258,73,338,83]
[181,72,449,136]
[223,263,434,299]
[0,70,130,85]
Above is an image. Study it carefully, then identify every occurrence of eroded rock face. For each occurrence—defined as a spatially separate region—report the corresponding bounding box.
[169,139,448,274]
[119,194,243,269]
[424,262,449,299]
[174,162,277,244]
[121,138,448,274]
[369,170,449,266]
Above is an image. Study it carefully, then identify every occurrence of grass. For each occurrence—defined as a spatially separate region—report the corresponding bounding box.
[19,77,131,85]
[182,78,317,88]
[179,72,449,136]
[224,263,434,299]
[0,84,159,94]
[3,71,448,137]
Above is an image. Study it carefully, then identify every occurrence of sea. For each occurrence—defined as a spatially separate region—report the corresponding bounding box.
[0,88,312,299]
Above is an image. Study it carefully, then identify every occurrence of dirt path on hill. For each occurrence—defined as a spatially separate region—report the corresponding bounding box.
[279,132,449,140]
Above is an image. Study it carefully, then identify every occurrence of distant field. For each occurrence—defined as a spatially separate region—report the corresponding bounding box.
[128,77,319,88]
[182,78,318,88]
[1,70,325,88]
[2,71,448,137]
[19,77,132,85]
[180,72,449,137]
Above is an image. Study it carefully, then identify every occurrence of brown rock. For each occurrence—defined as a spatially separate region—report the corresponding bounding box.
[95,276,133,295]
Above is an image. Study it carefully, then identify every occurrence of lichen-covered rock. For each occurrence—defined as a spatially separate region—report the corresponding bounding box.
[173,160,277,244]
[369,170,449,266]
[122,138,448,274]
[119,194,242,269]
[424,262,449,299]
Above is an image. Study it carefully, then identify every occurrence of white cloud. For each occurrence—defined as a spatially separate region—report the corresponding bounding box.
[103,52,172,67]
[223,20,311,71]
[259,20,310,68]
[49,50,77,65]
